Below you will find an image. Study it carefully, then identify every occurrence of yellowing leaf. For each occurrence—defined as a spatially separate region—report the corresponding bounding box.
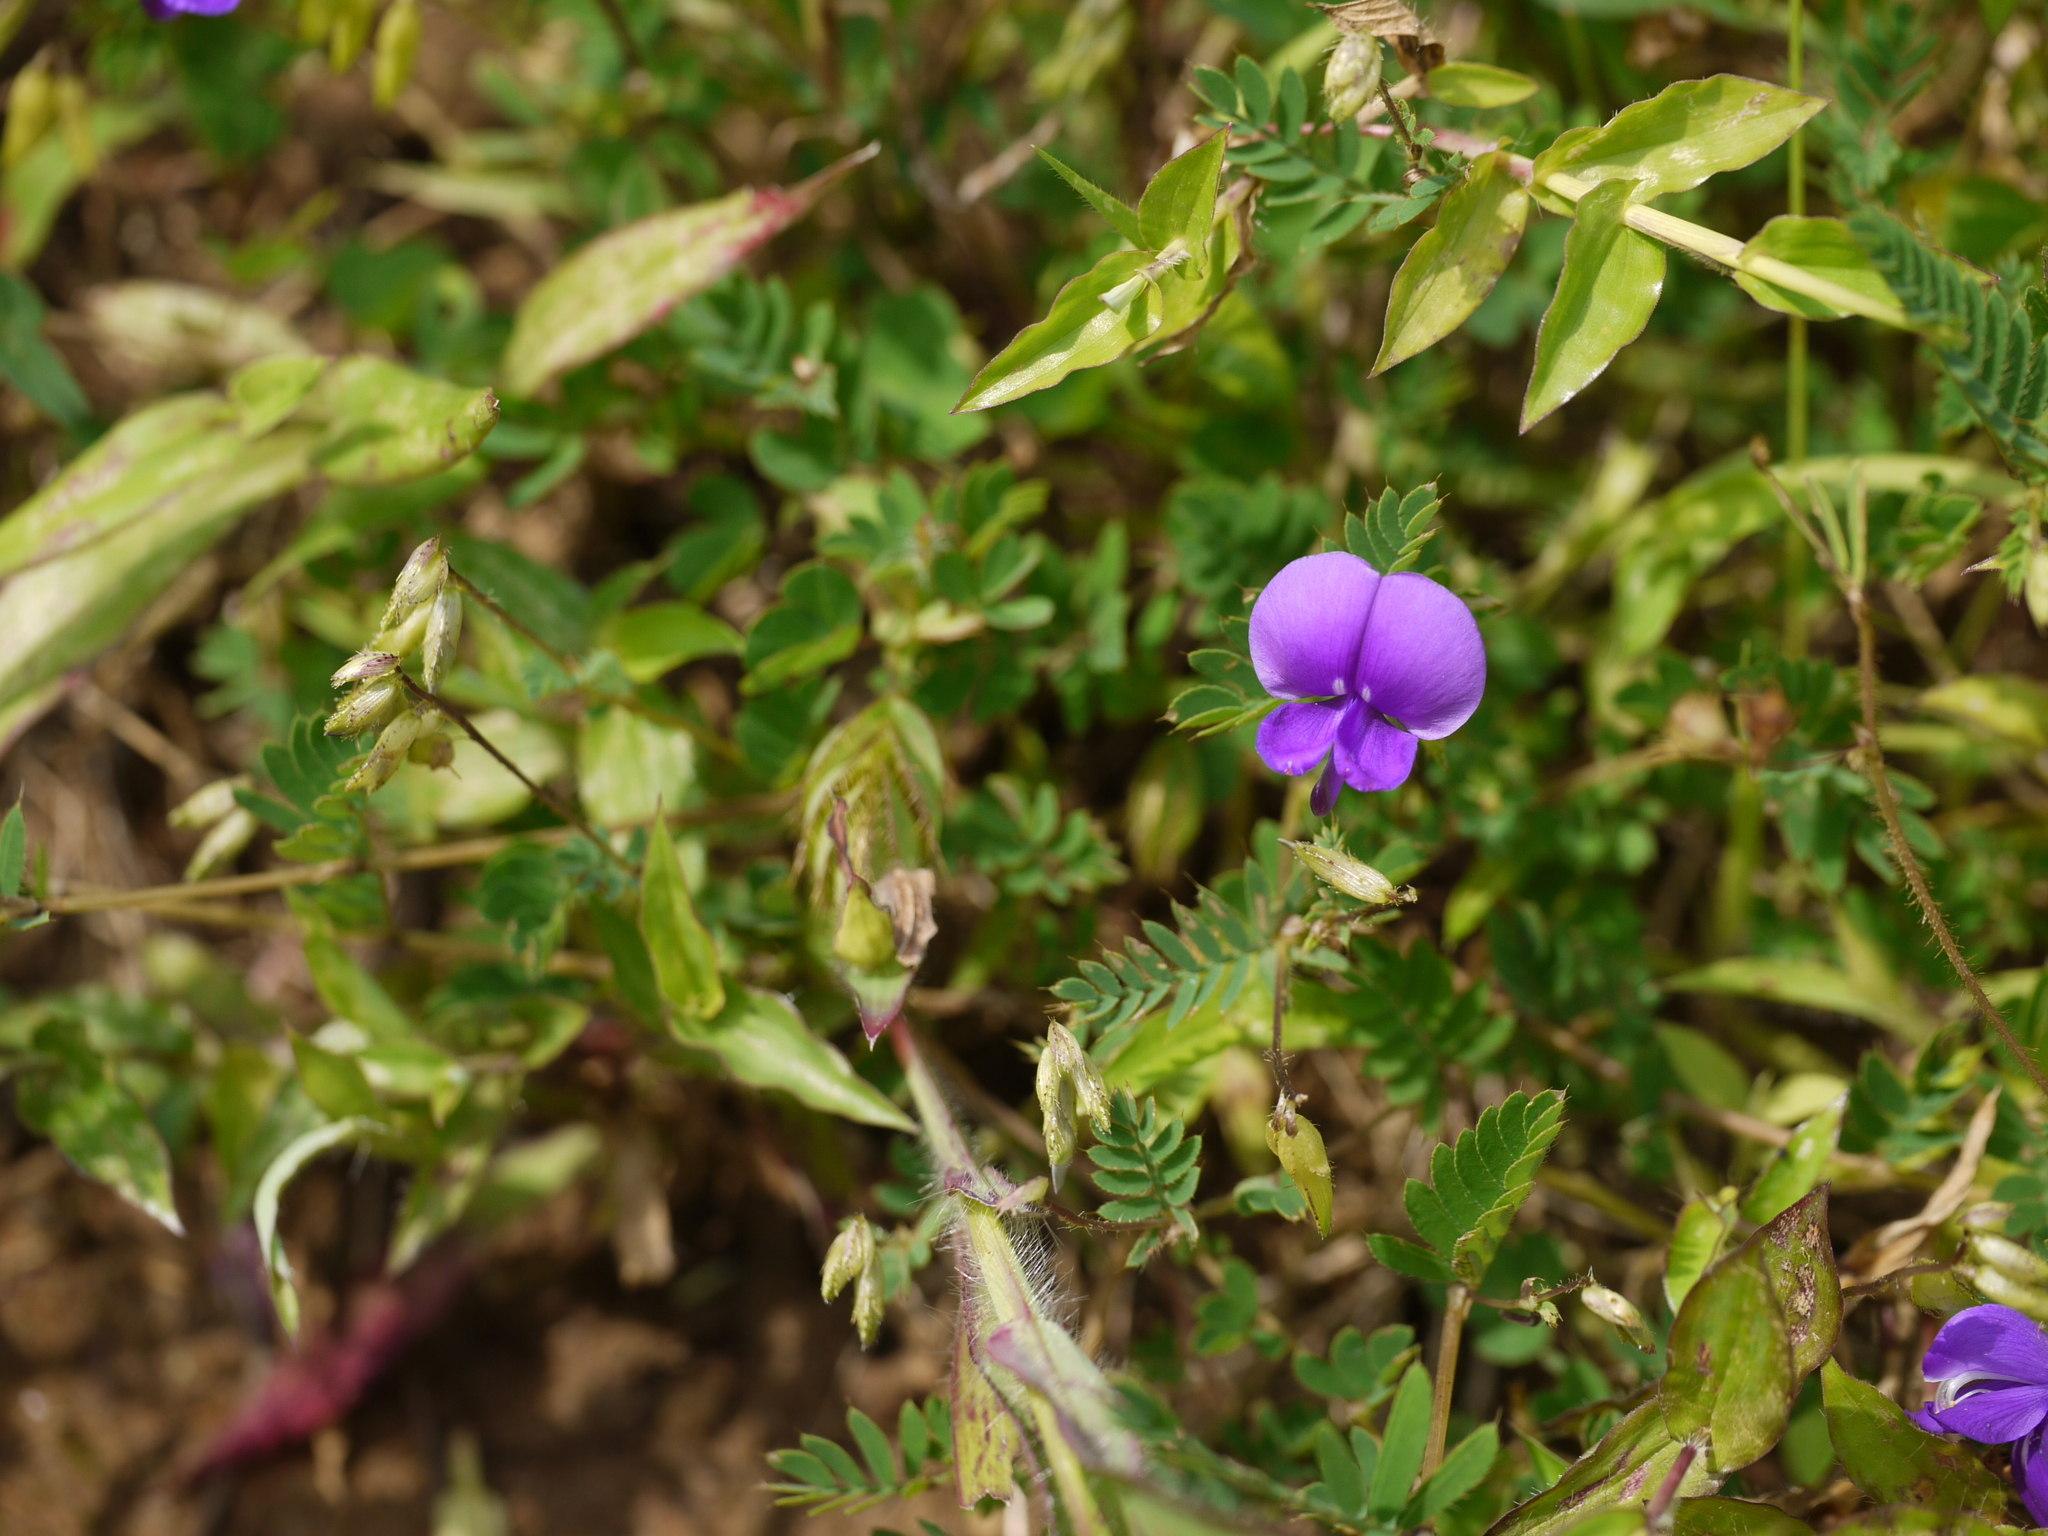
[1532,76,1826,206]
[955,250,1156,412]
[1523,179,1664,430]
[1736,216,1901,322]
[1429,61,1540,108]
[640,817,725,1024]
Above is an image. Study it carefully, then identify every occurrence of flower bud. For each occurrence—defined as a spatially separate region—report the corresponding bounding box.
[3,57,55,170]
[380,537,448,634]
[1265,1108,1334,1238]
[408,730,455,770]
[420,591,463,691]
[852,1262,885,1349]
[168,776,248,832]
[1324,34,1383,124]
[299,0,336,45]
[1583,1283,1655,1352]
[821,1216,875,1301]
[376,600,434,660]
[345,708,425,792]
[833,885,901,971]
[2027,543,2048,632]
[1962,1201,2016,1232]
[372,0,422,110]
[332,650,401,687]
[1958,1261,2048,1322]
[330,0,378,70]
[1036,1023,1109,1192]
[54,75,94,179]
[1283,839,1412,906]
[185,806,259,882]
[325,678,404,737]
[1969,1231,2048,1288]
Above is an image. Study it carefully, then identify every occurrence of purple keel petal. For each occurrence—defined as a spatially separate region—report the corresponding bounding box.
[1926,1382,2048,1445]
[1333,707,1418,793]
[145,0,240,13]
[1256,700,1345,777]
[1924,1306,2048,1389]
[1310,764,1342,816]
[1249,552,1379,701]
[1354,572,1486,739]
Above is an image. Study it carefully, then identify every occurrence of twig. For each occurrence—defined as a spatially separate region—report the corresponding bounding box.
[1376,80,1427,185]
[1850,588,2048,1098]
[396,675,633,878]
[450,572,580,678]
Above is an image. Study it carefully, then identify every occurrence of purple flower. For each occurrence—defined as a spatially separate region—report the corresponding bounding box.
[1914,1304,2048,1524]
[143,0,239,17]
[1248,553,1485,814]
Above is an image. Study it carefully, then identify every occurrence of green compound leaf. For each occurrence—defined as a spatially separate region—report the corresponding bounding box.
[1393,1089,1567,1288]
[1293,1323,1417,1407]
[1531,75,1826,205]
[1851,206,2048,482]
[1522,179,1665,431]
[1821,1359,2007,1516]
[1087,1088,1202,1266]
[1659,1249,1793,1472]
[1374,151,1529,375]
[1345,481,1441,573]
[955,249,1154,413]
[767,1396,954,1514]
[1735,216,1897,321]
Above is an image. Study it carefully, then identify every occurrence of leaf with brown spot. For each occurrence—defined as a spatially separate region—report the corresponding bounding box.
[1659,1250,1792,1472]
[1749,1185,1841,1377]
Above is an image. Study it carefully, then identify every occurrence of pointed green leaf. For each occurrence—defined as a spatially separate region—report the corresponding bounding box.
[1741,1099,1843,1225]
[1369,1232,1457,1284]
[665,987,914,1132]
[1749,1186,1841,1377]
[1531,76,1827,204]
[1367,1363,1432,1523]
[16,1022,182,1236]
[1665,1190,1737,1314]
[0,800,23,899]
[641,817,726,1024]
[1430,62,1540,108]
[290,1034,383,1121]
[954,250,1155,412]
[1406,1422,1498,1525]
[302,920,414,1041]
[1660,1250,1793,1472]
[1522,179,1664,430]
[255,1116,376,1339]
[1821,1360,2006,1516]
[1139,131,1226,261]
[1313,1421,1367,1520]
[1374,152,1529,374]
[1038,149,1143,245]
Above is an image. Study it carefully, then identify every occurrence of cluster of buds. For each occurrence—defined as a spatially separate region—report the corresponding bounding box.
[821,1215,885,1348]
[169,777,258,882]
[326,539,460,793]
[2,51,95,175]
[1323,33,1385,124]
[301,0,421,105]
[1036,1022,1111,1192]
[1955,1204,2048,1320]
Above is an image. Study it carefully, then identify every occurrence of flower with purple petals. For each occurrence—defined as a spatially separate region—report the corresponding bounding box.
[143,0,240,17]
[1249,552,1485,814]
[1914,1304,2048,1524]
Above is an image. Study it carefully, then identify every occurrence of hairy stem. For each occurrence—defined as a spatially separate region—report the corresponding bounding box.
[1423,1283,1472,1480]
[1266,926,1298,1122]
[1850,589,2048,1098]
[397,675,634,877]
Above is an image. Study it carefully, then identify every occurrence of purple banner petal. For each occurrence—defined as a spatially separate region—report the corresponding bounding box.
[1925,1305,2048,1390]
[1249,552,1378,702]
[1355,572,1486,740]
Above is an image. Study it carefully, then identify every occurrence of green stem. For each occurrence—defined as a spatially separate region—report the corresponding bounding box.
[1783,0,1811,657]
[1422,1284,1472,1479]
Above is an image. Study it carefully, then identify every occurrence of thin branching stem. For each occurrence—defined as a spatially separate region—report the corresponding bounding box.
[397,674,636,877]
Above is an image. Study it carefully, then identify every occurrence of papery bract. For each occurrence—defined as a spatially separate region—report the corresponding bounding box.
[1248,552,1485,812]
[1914,1303,2048,1524]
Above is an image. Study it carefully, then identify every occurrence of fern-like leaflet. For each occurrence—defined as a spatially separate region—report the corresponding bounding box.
[1850,208,2048,483]
[1368,1090,1566,1288]
[1345,482,1441,575]
[1088,1089,1202,1267]
[766,1397,953,1515]
[1052,861,1278,1049]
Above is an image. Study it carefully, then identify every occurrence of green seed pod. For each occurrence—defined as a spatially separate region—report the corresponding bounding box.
[419,591,462,691]
[382,537,449,632]
[1283,839,1412,906]
[168,776,248,832]
[346,708,426,792]
[3,57,55,170]
[325,678,404,737]
[330,0,377,71]
[1265,1109,1334,1238]
[407,730,454,770]
[1970,1231,2048,1288]
[53,74,93,178]
[1583,1283,1656,1352]
[299,0,336,45]
[852,1257,885,1348]
[1323,34,1383,124]
[372,0,422,110]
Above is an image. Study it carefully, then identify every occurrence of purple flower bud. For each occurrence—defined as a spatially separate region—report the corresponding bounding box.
[1247,553,1485,812]
[143,0,241,17]
[331,651,401,687]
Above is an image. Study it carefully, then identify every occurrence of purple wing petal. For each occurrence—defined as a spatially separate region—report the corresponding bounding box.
[2015,1424,2048,1527]
[1249,553,1379,702]
[1354,572,1486,740]
[1256,700,1345,777]
[1925,1382,2048,1445]
[1924,1305,2048,1388]
[1333,708,1418,793]
[145,0,241,13]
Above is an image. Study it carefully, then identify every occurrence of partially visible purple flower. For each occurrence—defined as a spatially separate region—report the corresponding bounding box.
[143,0,240,17]
[1248,552,1485,814]
[1915,1304,2048,1525]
